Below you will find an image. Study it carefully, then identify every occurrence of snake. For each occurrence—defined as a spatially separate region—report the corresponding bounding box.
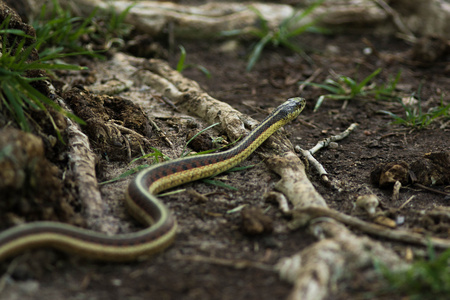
[0,97,305,262]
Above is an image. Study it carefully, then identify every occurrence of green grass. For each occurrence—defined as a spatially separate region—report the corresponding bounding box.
[32,0,98,56]
[1,0,135,140]
[180,121,221,157]
[0,16,86,140]
[375,246,450,299]
[99,147,169,185]
[300,69,401,112]
[176,45,211,78]
[32,0,134,57]
[104,3,135,40]
[380,85,450,129]
[222,0,328,71]
[302,69,448,129]
[373,70,402,101]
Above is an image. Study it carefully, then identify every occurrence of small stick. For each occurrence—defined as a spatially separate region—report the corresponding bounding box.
[413,183,450,197]
[392,180,401,201]
[160,95,180,112]
[309,123,359,154]
[109,121,150,142]
[398,195,416,210]
[298,68,322,92]
[295,123,359,183]
[139,106,174,148]
[296,146,329,182]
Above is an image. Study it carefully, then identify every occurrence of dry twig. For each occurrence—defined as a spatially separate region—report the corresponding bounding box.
[295,123,359,184]
[50,84,120,234]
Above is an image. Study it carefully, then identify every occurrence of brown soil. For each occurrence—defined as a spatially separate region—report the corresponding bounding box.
[0,2,449,300]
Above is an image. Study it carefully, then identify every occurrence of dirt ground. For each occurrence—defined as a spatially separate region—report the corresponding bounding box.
[1,2,449,300]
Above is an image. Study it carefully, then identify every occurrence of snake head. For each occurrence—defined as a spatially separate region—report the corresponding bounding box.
[276,97,306,122]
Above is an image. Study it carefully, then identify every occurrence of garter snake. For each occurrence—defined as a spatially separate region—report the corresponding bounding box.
[0,97,305,261]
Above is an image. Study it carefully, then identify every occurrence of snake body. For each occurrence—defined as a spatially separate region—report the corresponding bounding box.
[0,97,305,261]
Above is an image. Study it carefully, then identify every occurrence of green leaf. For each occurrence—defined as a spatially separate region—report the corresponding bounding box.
[0,29,34,39]
[247,33,272,72]
[182,122,221,157]
[227,165,255,172]
[195,65,212,78]
[202,179,238,191]
[1,83,29,131]
[341,76,356,88]
[248,5,269,33]
[354,68,382,94]
[219,29,245,37]
[299,81,342,94]
[177,45,187,72]
[130,147,169,164]
[158,189,186,197]
[313,95,326,112]
[285,0,326,38]
[99,165,150,185]
[25,62,86,71]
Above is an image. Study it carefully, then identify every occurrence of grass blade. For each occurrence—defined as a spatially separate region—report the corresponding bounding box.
[182,122,221,157]
[1,83,29,131]
[354,68,381,94]
[202,179,238,191]
[247,33,272,72]
[177,45,187,72]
